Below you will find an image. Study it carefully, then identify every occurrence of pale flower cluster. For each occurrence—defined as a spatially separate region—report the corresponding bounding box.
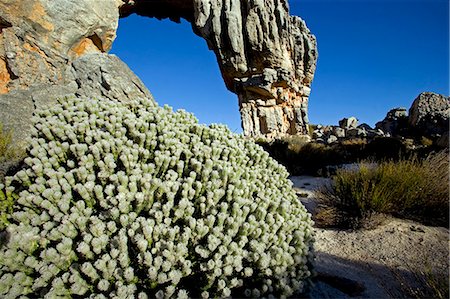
[0,96,314,298]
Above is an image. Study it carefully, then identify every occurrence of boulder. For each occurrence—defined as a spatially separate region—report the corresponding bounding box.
[339,117,358,129]
[326,135,338,144]
[333,127,346,138]
[313,129,324,139]
[70,53,152,101]
[408,92,450,136]
[347,127,367,138]
[358,123,373,131]
[375,107,408,136]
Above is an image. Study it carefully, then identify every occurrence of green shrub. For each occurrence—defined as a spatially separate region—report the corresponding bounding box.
[0,96,314,298]
[316,151,449,228]
[0,124,25,163]
[0,124,13,162]
[0,124,25,230]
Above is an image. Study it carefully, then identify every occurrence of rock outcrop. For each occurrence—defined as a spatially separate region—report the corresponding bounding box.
[0,53,152,146]
[308,92,449,148]
[338,117,358,130]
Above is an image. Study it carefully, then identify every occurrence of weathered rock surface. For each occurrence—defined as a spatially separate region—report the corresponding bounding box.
[69,53,152,101]
[120,0,318,137]
[408,92,449,136]
[0,0,119,92]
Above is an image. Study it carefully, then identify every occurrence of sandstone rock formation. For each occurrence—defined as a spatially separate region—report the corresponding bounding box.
[0,0,154,145]
[0,0,317,140]
[0,0,119,92]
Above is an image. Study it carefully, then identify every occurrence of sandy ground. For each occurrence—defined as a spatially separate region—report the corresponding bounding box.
[290,176,449,299]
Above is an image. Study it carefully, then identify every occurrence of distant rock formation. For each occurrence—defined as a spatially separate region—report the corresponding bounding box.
[0,0,317,140]
[309,92,449,148]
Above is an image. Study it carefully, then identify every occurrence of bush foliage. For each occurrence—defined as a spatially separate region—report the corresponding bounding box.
[0,96,314,298]
[316,151,449,228]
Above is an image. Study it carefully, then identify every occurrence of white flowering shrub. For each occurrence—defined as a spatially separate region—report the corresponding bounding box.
[0,96,314,298]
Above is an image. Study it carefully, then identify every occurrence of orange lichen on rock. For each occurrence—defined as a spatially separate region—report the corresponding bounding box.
[70,36,103,59]
[0,58,10,94]
[23,42,46,56]
[28,2,54,32]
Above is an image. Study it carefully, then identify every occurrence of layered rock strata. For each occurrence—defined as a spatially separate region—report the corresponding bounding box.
[0,0,317,139]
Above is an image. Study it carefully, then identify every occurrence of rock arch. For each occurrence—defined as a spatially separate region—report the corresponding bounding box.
[0,0,317,139]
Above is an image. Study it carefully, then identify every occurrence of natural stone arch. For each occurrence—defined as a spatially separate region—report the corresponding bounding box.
[0,0,317,139]
[119,0,318,137]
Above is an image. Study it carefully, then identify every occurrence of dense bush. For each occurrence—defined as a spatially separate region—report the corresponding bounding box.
[0,96,314,298]
[316,151,449,228]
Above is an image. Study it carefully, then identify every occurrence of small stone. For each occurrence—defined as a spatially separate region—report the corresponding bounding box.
[327,135,338,144]
[410,225,425,233]
[333,127,346,138]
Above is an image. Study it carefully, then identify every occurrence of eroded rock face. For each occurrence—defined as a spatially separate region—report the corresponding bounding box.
[0,0,317,138]
[194,0,317,136]
[0,0,151,144]
[192,0,317,137]
[375,107,408,136]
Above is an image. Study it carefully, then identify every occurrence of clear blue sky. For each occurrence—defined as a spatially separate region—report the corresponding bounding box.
[111,0,449,132]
